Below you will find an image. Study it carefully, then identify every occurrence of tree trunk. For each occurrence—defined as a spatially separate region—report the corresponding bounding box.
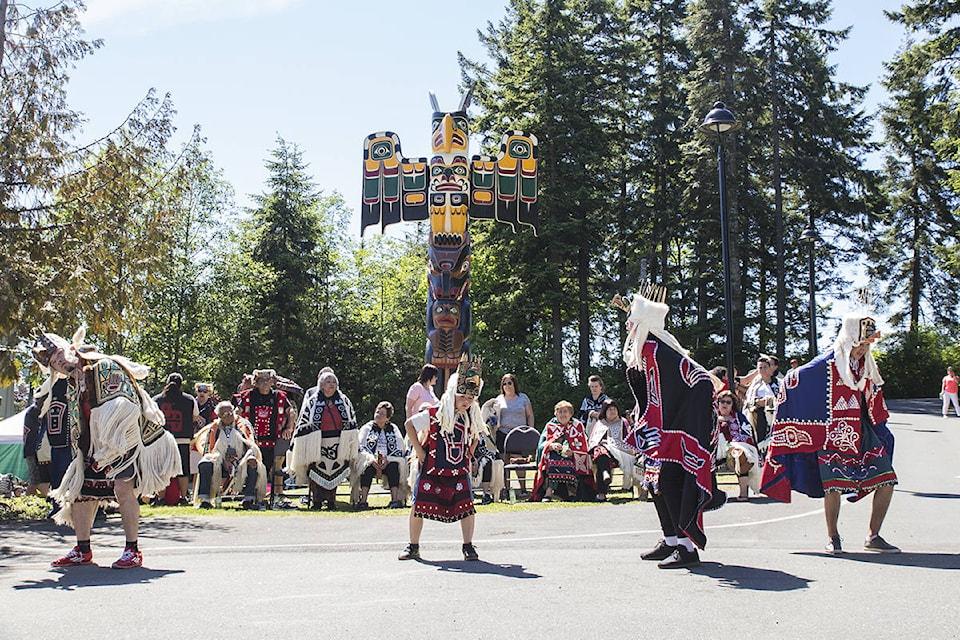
[578,241,590,380]
[769,27,786,359]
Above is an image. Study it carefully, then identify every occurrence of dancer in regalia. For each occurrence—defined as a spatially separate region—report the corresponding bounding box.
[399,355,484,561]
[616,291,724,569]
[34,329,180,569]
[760,315,900,554]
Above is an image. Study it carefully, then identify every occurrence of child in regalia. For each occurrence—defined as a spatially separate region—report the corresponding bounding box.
[399,355,484,561]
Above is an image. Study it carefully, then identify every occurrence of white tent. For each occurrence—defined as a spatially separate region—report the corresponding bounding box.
[0,409,28,480]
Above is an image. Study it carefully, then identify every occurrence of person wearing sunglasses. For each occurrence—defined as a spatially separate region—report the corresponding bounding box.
[715,390,759,502]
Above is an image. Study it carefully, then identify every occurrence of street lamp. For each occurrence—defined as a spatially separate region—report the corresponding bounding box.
[698,102,740,388]
[799,220,821,359]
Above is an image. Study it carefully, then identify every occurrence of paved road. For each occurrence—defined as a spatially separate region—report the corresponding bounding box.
[2,399,958,640]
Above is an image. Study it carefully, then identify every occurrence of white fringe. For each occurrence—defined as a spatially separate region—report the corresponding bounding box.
[350,454,413,504]
[89,399,141,471]
[289,429,358,485]
[232,452,267,501]
[50,456,85,526]
[136,430,181,497]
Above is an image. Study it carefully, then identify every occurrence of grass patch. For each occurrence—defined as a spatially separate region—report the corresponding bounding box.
[0,486,654,522]
[0,495,51,521]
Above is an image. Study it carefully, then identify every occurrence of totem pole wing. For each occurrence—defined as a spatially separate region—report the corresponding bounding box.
[361,132,429,236]
[468,130,538,236]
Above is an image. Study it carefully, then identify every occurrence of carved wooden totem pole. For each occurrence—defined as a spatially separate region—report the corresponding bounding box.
[361,89,538,388]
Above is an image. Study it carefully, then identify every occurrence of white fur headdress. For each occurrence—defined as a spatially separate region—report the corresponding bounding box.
[622,284,689,368]
[832,314,883,390]
[34,326,151,414]
[437,372,483,441]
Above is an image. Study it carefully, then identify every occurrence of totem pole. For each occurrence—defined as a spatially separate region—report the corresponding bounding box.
[361,89,538,388]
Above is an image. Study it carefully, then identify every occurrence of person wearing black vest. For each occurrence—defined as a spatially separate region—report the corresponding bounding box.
[236,369,298,508]
[153,373,200,505]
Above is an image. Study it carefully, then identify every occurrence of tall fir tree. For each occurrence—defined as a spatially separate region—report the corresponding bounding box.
[872,2,960,331]
[745,0,877,359]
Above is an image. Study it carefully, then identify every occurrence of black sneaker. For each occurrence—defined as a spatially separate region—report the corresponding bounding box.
[658,547,701,569]
[641,540,678,561]
[863,535,900,553]
[480,493,494,505]
[462,543,479,561]
[398,544,420,561]
[198,501,212,510]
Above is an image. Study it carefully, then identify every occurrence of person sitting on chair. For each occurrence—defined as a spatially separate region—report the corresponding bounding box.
[588,398,638,501]
[715,390,759,502]
[531,401,595,502]
[193,402,267,509]
[354,401,410,509]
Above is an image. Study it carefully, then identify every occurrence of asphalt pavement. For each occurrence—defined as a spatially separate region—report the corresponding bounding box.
[2,399,958,640]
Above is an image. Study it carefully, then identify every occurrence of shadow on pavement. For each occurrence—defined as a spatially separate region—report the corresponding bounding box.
[793,552,960,570]
[899,490,960,500]
[12,566,185,591]
[417,559,541,579]
[690,562,812,591]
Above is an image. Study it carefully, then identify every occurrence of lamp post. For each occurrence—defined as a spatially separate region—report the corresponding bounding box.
[799,216,820,360]
[698,101,740,388]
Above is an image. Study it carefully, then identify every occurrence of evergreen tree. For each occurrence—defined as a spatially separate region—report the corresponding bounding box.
[680,0,753,365]
[872,2,960,332]
[221,137,330,384]
[745,0,878,358]
[463,0,614,386]
[0,1,182,381]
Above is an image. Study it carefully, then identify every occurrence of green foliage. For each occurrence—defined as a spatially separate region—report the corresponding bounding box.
[873,1,960,332]
[0,495,50,521]
[874,327,948,398]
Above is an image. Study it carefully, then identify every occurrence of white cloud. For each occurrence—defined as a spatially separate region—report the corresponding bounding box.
[82,0,302,35]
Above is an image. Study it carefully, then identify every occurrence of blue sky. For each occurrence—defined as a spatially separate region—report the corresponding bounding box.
[69,0,907,216]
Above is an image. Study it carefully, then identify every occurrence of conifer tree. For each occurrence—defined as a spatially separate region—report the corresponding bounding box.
[872,1,960,331]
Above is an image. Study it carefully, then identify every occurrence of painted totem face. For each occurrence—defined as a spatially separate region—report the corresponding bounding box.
[431,112,468,155]
[430,111,470,247]
[432,300,462,331]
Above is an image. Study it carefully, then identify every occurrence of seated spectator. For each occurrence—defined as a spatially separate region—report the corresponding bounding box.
[714,390,760,501]
[531,401,595,501]
[194,382,219,427]
[489,373,535,499]
[476,399,506,504]
[588,398,638,501]
[353,402,410,509]
[193,402,267,509]
[744,354,780,444]
[235,369,297,509]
